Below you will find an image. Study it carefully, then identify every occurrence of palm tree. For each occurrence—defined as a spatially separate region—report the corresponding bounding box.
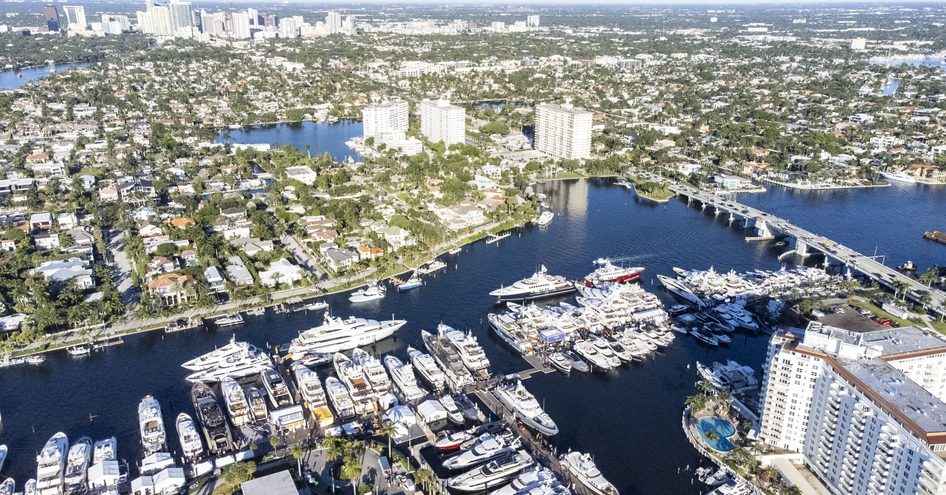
[893,280,910,301]
[376,422,399,460]
[413,467,436,494]
[919,268,939,287]
[290,444,305,478]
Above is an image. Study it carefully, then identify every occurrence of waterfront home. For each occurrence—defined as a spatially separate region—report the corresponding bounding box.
[284,165,318,185]
[147,273,197,307]
[323,247,359,273]
[32,258,95,289]
[225,256,255,286]
[259,258,304,287]
[204,266,227,293]
[382,226,414,250]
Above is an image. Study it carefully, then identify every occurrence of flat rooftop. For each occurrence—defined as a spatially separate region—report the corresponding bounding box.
[810,323,946,358]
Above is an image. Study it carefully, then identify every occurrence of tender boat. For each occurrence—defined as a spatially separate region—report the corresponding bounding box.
[36,432,68,495]
[138,396,167,456]
[62,437,92,495]
[289,314,406,355]
[191,382,233,454]
[176,413,204,461]
[383,355,427,402]
[434,430,475,453]
[489,266,577,302]
[305,300,329,311]
[325,376,357,420]
[442,433,519,471]
[494,378,558,436]
[221,377,253,427]
[292,362,334,427]
[447,451,535,492]
[245,387,269,422]
[560,451,619,495]
[407,346,447,393]
[349,282,386,303]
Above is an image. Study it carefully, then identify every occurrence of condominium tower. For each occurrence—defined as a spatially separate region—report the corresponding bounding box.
[362,101,409,138]
[419,100,465,146]
[535,103,592,160]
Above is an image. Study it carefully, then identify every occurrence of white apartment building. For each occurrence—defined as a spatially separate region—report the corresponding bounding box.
[168,1,193,35]
[362,101,409,138]
[526,15,540,27]
[137,6,172,36]
[759,322,946,495]
[419,100,466,146]
[535,103,593,160]
[63,6,87,31]
[231,11,252,39]
[851,37,867,51]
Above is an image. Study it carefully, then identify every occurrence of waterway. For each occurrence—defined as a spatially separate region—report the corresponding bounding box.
[0,178,943,493]
[0,63,84,91]
[217,121,364,163]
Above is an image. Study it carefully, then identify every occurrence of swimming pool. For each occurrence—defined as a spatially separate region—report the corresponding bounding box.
[696,416,737,452]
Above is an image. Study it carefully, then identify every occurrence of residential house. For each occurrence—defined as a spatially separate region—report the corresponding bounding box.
[32,258,95,289]
[225,256,255,286]
[258,258,304,287]
[34,232,60,250]
[230,237,275,257]
[323,248,359,273]
[204,266,226,293]
[147,273,196,307]
[29,212,53,231]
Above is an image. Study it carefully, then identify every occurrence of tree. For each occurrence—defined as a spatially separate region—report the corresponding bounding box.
[893,280,910,301]
[290,444,305,478]
[221,461,255,491]
[377,421,399,461]
[919,268,939,287]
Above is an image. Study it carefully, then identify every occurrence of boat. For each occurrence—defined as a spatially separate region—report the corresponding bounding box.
[668,304,690,316]
[35,432,68,495]
[383,355,427,402]
[349,282,386,303]
[494,378,559,436]
[434,430,474,453]
[447,451,535,492]
[573,340,614,371]
[486,232,511,245]
[690,327,720,347]
[0,478,12,495]
[417,260,447,275]
[221,377,253,427]
[261,368,294,409]
[245,387,269,422]
[604,337,635,364]
[91,437,116,465]
[583,258,645,286]
[924,230,946,245]
[439,395,465,425]
[181,335,262,371]
[560,451,619,495]
[352,348,393,397]
[448,247,462,255]
[244,307,265,316]
[24,480,36,495]
[0,445,5,472]
[489,266,577,302]
[696,360,759,394]
[288,314,406,356]
[442,433,519,471]
[492,466,564,495]
[62,436,91,495]
[138,396,167,456]
[305,300,330,312]
[26,354,46,365]
[422,329,475,392]
[397,273,423,291]
[547,352,572,374]
[292,362,334,427]
[590,338,622,368]
[184,350,273,384]
[297,351,333,368]
[535,211,554,226]
[454,393,480,422]
[211,313,244,327]
[191,382,233,454]
[66,345,91,357]
[325,377,357,420]
[487,313,535,356]
[711,332,732,345]
[657,274,704,307]
[176,413,204,461]
[441,324,491,380]
[407,346,447,393]
[563,351,589,373]
[880,170,918,184]
[333,353,376,415]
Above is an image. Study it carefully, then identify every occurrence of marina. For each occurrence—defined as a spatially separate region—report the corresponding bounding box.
[1,179,944,494]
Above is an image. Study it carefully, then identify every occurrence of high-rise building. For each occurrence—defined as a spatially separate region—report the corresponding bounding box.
[526,15,540,27]
[63,6,87,31]
[278,17,298,38]
[758,321,946,494]
[137,5,172,36]
[100,14,128,34]
[199,10,226,37]
[535,103,592,160]
[230,11,252,39]
[419,100,465,146]
[363,101,409,139]
[326,11,342,34]
[44,5,61,32]
[168,1,193,35]
[851,37,867,51]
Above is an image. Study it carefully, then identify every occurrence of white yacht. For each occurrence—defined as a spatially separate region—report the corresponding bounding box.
[91,437,116,465]
[441,324,491,380]
[591,338,622,368]
[489,266,577,302]
[0,478,13,495]
[696,360,759,394]
[288,314,406,356]
[447,451,534,492]
[62,436,91,495]
[442,434,519,471]
[422,330,475,392]
[261,368,294,409]
[175,413,204,461]
[325,376,357,420]
[349,282,386,303]
[138,396,167,456]
[573,341,615,371]
[221,377,253,427]
[560,451,619,495]
[291,362,334,427]
[183,336,272,383]
[333,353,376,415]
[583,258,645,286]
[487,312,534,355]
[0,445,5,473]
[492,466,562,495]
[494,379,559,436]
[439,395,465,425]
[657,274,704,307]
[352,348,393,397]
[407,346,447,393]
[35,432,68,495]
[211,313,244,327]
[383,355,427,402]
[245,387,268,422]
[535,210,554,226]
[880,170,918,184]
[181,335,261,371]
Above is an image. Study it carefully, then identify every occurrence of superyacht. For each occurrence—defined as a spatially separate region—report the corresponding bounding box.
[324,376,357,420]
[447,451,534,492]
[351,348,393,397]
[291,362,334,427]
[560,451,619,495]
[573,341,615,371]
[220,377,253,427]
[441,324,491,380]
[657,274,705,307]
[422,329,474,392]
[138,396,167,456]
[489,266,577,302]
[181,335,261,371]
[91,438,117,466]
[62,437,91,495]
[383,355,427,402]
[288,314,406,356]
[191,382,233,454]
[486,312,534,355]
[333,353,376,415]
[494,378,559,436]
[35,432,68,495]
[175,413,204,461]
[492,466,566,495]
[442,433,519,471]
[407,346,447,393]
[583,258,645,286]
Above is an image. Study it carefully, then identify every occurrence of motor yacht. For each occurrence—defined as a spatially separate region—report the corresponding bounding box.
[494,378,558,436]
[407,346,447,393]
[333,353,375,415]
[422,330,474,392]
[583,258,644,286]
[590,338,622,368]
[261,368,294,409]
[289,314,406,356]
[560,451,619,495]
[35,432,68,495]
[489,266,577,302]
[138,396,167,456]
[175,413,204,461]
[245,387,268,422]
[221,377,253,427]
[573,340,614,371]
[442,433,519,471]
[181,335,260,371]
[91,437,116,465]
[325,376,357,420]
[439,395,465,425]
[487,313,534,355]
[547,352,571,374]
[492,465,563,495]
[535,211,554,226]
[657,274,704,307]
[349,282,386,303]
[447,451,534,492]
[352,348,393,397]
[441,324,491,380]
[191,383,233,454]
[383,355,427,402]
[291,362,334,427]
[62,437,91,495]
[564,351,589,373]
[0,478,12,495]
[434,430,474,453]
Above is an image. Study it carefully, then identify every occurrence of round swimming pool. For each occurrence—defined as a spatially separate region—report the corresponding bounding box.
[696,416,736,452]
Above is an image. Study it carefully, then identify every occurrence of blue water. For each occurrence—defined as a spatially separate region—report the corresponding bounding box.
[0,64,83,90]
[0,179,943,493]
[881,78,900,96]
[696,416,736,452]
[217,121,364,163]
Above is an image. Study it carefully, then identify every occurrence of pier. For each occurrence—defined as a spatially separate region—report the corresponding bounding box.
[670,184,946,317]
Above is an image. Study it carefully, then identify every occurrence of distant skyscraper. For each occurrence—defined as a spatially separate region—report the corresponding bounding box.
[363,101,409,139]
[419,99,466,146]
[851,37,867,51]
[230,11,252,39]
[278,17,298,38]
[326,11,342,34]
[137,5,171,36]
[168,1,193,34]
[63,5,87,31]
[535,103,592,160]
[44,5,61,32]
[526,15,540,27]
